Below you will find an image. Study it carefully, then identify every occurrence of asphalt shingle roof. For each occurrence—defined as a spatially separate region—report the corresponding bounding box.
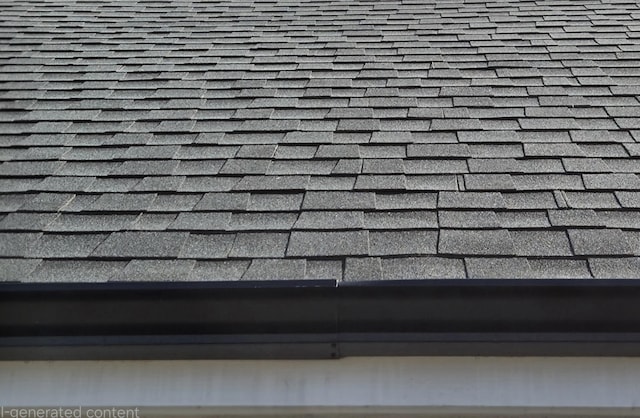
[1,0,640,281]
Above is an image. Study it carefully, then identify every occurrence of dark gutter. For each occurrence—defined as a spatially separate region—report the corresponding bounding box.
[2,279,640,359]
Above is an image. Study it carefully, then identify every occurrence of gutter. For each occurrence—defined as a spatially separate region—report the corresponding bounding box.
[2,279,640,359]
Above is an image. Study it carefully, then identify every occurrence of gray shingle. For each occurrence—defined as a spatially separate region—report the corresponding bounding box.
[230,212,298,231]
[589,258,640,279]
[194,193,249,211]
[0,213,59,231]
[439,230,515,256]
[294,211,364,230]
[302,191,375,210]
[305,260,343,280]
[27,260,127,282]
[355,175,406,190]
[583,174,640,190]
[0,258,41,282]
[438,192,505,209]
[170,212,231,231]
[248,193,303,211]
[89,193,156,212]
[45,214,137,232]
[92,232,189,258]
[242,259,306,280]
[615,192,640,208]
[220,159,270,175]
[370,230,438,256]
[287,231,368,257]
[344,257,382,281]
[439,211,500,229]
[466,258,532,279]
[382,256,466,279]
[511,230,573,257]
[547,209,603,227]
[233,175,309,191]
[229,232,289,258]
[0,233,42,257]
[115,260,196,281]
[528,259,592,279]
[188,260,250,281]
[568,229,634,256]
[364,211,437,229]
[129,214,177,231]
[28,233,108,258]
[179,233,235,259]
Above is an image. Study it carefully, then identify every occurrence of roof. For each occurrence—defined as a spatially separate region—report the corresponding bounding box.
[1,0,639,283]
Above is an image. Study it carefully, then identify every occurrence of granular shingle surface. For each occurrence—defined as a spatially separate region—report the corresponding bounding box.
[1,0,640,281]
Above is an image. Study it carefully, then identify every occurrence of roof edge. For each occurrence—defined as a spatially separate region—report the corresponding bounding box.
[2,279,640,359]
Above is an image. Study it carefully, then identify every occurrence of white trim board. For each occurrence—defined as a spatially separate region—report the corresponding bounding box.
[2,357,640,416]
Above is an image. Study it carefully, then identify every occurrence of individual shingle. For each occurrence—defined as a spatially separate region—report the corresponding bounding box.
[219,159,270,175]
[375,193,437,209]
[45,214,137,232]
[302,191,375,210]
[438,192,505,209]
[344,257,382,281]
[89,193,156,212]
[27,260,126,282]
[370,230,438,256]
[547,209,603,227]
[466,258,532,279]
[616,192,640,208]
[28,233,108,258]
[179,233,235,259]
[170,212,231,231]
[233,175,309,191]
[382,256,466,279]
[0,233,42,257]
[229,232,289,258]
[268,160,336,175]
[294,211,364,230]
[248,193,303,211]
[355,175,406,190]
[564,192,620,209]
[188,260,250,281]
[439,230,515,256]
[179,176,240,192]
[115,260,196,281]
[242,259,306,280]
[503,192,558,209]
[598,211,640,229]
[287,231,369,257]
[511,230,573,257]
[589,258,640,279]
[364,211,437,229]
[583,174,640,190]
[407,144,470,158]
[528,259,592,279]
[439,211,500,229]
[0,213,59,231]
[0,259,41,282]
[92,232,189,258]
[568,229,634,256]
[194,193,249,211]
[229,212,298,231]
[316,145,360,158]
[129,214,177,231]
[305,260,343,280]
[19,193,75,211]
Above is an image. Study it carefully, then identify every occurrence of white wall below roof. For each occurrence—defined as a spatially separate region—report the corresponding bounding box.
[1,357,640,417]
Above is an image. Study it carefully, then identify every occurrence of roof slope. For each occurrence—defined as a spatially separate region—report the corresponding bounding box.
[0,0,639,282]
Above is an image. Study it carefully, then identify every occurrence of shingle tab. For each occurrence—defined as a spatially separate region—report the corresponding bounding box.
[287,231,369,257]
[92,232,189,258]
